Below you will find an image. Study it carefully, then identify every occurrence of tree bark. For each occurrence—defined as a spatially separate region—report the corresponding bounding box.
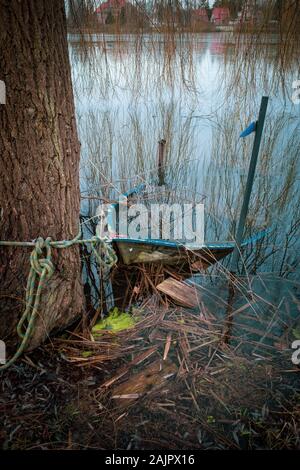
[0,0,84,351]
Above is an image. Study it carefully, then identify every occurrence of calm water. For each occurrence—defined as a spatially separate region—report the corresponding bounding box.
[68,33,300,332]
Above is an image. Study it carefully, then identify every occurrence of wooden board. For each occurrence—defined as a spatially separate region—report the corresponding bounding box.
[112,359,177,407]
[156,277,199,308]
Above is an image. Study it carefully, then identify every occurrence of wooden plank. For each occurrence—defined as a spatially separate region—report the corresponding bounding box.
[156,277,199,308]
[190,259,208,271]
[100,346,159,389]
[112,359,177,407]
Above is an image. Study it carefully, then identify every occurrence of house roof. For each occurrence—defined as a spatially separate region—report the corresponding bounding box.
[212,7,230,19]
[95,0,127,13]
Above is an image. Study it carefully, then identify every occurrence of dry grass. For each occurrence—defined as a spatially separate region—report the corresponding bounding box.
[2,294,298,450]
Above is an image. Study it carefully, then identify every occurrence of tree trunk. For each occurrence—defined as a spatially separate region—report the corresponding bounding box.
[0,0,84,351]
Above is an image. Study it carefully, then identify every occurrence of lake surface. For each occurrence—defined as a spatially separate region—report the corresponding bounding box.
[68,33,300,329]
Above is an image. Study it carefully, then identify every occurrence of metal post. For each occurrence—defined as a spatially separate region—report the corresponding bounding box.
[158,139,166,186]
[231,96,269,272]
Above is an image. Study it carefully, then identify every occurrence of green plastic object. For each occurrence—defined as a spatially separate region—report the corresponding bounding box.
[92,307,139,334]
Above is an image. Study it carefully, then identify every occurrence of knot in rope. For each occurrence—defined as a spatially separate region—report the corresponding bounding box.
[0,228,120,370]
[0,236,56,370]
[30,237,54,280]
[91,236,118,271]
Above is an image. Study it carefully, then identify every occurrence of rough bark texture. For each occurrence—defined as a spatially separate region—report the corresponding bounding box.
[0,0,84,350]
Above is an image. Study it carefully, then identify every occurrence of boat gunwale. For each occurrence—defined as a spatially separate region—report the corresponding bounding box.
[109,228,269,251]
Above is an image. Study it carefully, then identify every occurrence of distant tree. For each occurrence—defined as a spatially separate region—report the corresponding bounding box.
[120,6,126,25]
[67,0,94,28]
[105,9,115,24]
[273,0,283,21]
[199,0,209,9]
[155,0,177,26]
[199,0,211,19]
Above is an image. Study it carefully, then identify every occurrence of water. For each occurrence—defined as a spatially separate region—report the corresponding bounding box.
[68,33,300,328]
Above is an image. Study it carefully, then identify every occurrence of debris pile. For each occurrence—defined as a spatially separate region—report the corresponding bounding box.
[1,297,299,449]
[49,298,299,450]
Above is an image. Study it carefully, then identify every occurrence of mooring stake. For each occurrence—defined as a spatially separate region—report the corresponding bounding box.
[231,96,269,273]
[158,139,166,186]
[223,97,269,344]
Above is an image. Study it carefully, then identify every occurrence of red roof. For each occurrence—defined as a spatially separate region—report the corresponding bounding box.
[95,0,127,13]
[212,7,230,21]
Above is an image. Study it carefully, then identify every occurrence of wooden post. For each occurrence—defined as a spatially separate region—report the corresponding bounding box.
[231,96,269,273]
[158,139,166,186]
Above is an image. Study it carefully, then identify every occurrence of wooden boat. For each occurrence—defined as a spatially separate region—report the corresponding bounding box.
[100,183,268,270]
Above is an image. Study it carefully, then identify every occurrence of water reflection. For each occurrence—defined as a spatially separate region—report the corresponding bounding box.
[69,33,300,280]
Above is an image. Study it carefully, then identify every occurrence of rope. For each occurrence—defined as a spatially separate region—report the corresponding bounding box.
[0,229,117,371]
[91,236,118,270]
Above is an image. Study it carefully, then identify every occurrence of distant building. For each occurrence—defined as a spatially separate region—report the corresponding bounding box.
[237,4,264,25]
[211,7,230,26]
[192,8,209,23]
[95,0,127,25]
